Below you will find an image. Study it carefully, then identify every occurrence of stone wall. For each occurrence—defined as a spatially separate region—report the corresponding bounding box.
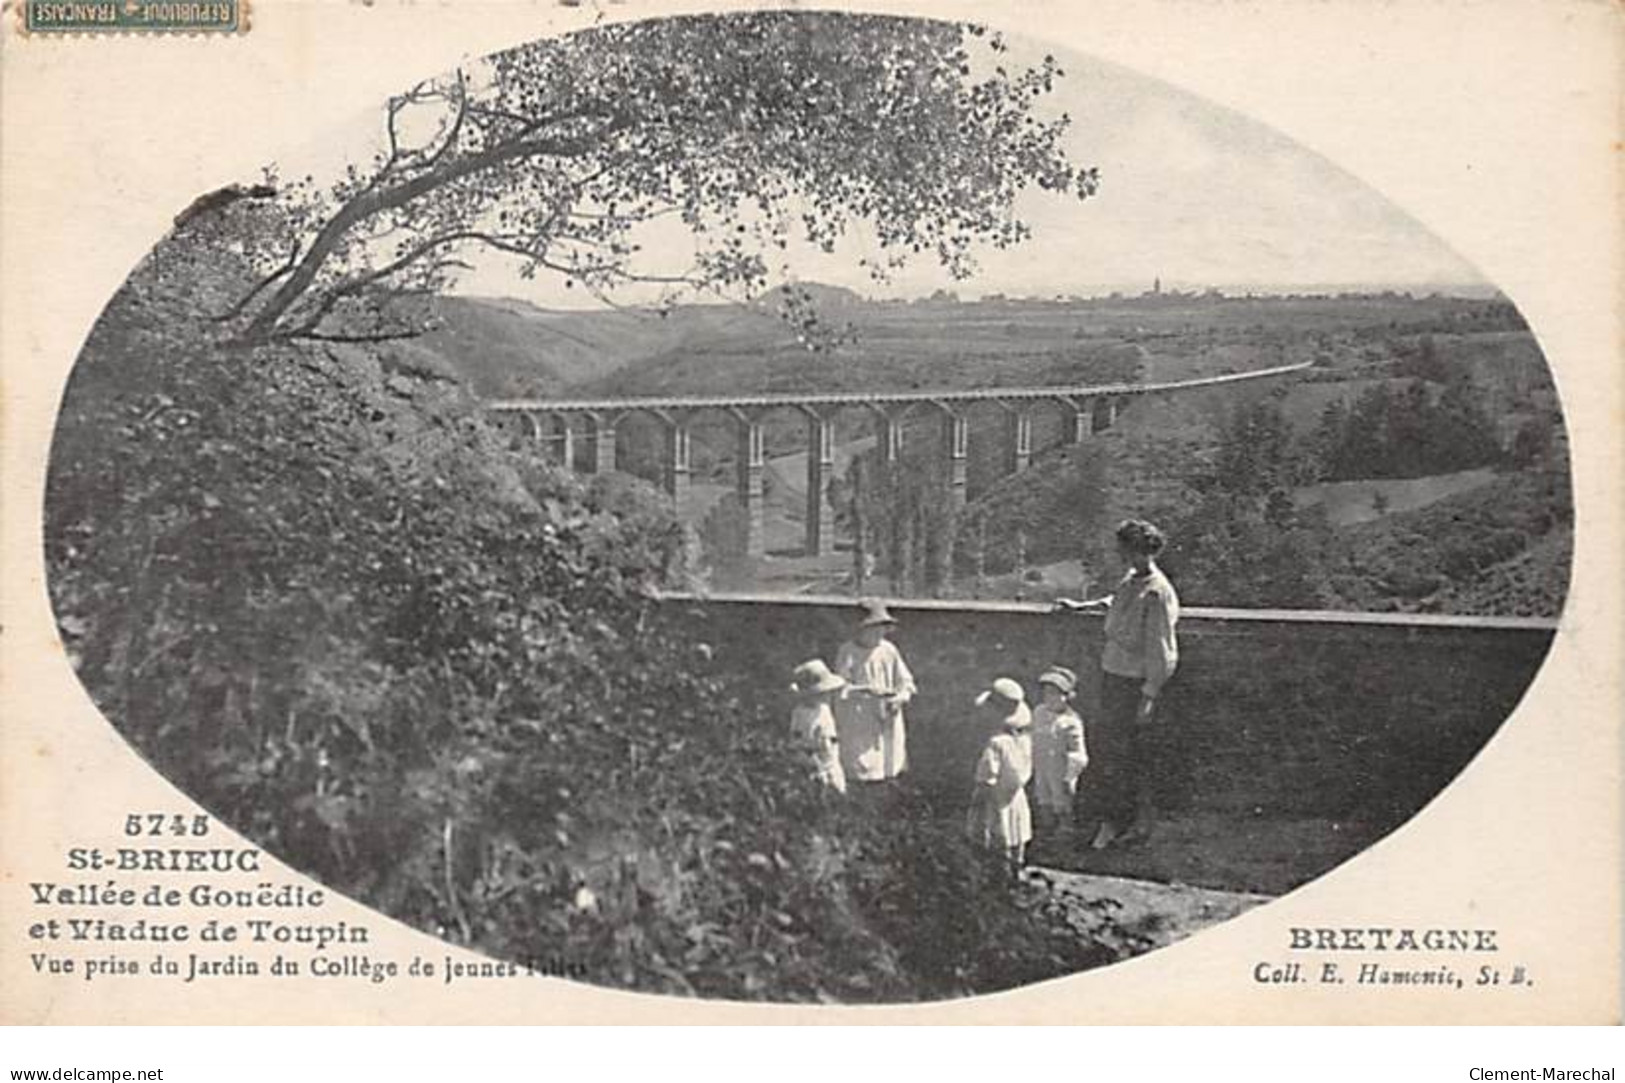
[660,593,1556,892]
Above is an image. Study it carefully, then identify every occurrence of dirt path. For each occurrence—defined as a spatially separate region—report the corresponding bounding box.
[1021,866,1270,957]
[1018,811,1384,897]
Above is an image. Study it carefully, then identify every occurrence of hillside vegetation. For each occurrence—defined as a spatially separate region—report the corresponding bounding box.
[45,234,1129,1002]
[1321,469,1571,616]
[550,291,1563,614]
[932,319,1570,615]
[450,289,1563,616]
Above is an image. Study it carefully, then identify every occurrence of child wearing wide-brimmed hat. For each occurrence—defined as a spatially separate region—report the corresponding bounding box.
[833,598,917,784]
[1029,666,1088,846]
[966,677,1035,870]
[789,659,847,794]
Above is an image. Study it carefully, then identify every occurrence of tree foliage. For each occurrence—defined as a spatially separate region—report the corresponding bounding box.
[1158,397,1329,608]
[1313,378,1503,481]
[223,12,1097,345]
[833,438,960,596]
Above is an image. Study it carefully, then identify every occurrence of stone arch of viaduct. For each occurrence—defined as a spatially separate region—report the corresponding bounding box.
[486,362,1311,559]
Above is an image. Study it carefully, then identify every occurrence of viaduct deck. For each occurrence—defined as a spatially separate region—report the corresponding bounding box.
[484,360,1313,415]
[484,361,1313,557]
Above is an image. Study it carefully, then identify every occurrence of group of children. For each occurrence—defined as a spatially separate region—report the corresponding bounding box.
[787,598,1089,870]
[787,598,918,797]
[966,667,1088,868]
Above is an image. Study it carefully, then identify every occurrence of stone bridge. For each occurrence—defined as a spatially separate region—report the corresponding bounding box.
[486,361,1312,558]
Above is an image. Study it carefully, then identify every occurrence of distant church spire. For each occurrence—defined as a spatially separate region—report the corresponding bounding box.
[1153,275,1162,295]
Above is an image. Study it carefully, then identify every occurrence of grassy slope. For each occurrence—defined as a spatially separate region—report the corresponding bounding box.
[416,296,751,397]
[1294,467,1500,527]
[1426,528,1574,617]
[1323,467,1572,616]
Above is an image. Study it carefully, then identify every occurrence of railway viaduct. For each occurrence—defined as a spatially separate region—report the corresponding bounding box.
[486,361,1312,558]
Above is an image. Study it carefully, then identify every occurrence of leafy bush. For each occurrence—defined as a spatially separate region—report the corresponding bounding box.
[1313,377,1504,481]
[1325,468,1571,616]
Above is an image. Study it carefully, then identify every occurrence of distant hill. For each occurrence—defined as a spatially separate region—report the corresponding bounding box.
[757,281,868,310]
[413,293,866,400]
[417,288,1518,402]
[573,299,1151,400]
[413,296,719,398]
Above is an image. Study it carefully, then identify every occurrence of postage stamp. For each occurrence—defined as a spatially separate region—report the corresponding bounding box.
[17,0,247,34]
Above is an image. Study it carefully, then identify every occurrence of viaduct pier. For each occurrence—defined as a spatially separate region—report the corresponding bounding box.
[487,361,1312,557]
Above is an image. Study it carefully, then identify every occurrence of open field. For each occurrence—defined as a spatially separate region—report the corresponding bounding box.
[423,289,1527,400]
[1294,467,1499,527]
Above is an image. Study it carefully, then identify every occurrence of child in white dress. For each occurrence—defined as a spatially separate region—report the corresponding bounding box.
[967,677,1034,871]
[789,659,847,794]
[1029,666,1088,844]
[833,599,917,783]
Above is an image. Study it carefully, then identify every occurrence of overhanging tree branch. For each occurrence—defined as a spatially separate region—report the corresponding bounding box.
[225,14,1098,348]
[211,238,302,323]
[238,118,632,343]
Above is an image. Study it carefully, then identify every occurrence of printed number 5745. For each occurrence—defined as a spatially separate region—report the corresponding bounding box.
[124,813,210,837]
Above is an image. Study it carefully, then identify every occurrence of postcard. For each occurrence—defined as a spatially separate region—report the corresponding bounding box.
[1,0,1619,1024]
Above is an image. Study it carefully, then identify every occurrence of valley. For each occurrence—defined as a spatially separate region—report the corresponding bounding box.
[418,287,1568,616]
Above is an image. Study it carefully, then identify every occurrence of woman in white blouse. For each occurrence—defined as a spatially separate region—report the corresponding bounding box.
[1055,519,1181,851]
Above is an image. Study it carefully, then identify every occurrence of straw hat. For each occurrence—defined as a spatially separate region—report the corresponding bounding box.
[856,597,898,627]
[975,677,1031,728]
[790,659,846,695]
[1037,666,1078,696]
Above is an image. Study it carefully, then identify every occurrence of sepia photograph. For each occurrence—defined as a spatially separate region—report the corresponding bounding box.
[3,0,1619,1027]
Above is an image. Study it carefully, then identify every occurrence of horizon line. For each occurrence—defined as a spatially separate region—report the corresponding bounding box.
[450,280,1505,314]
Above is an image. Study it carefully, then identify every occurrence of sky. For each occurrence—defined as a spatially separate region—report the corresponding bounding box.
[366,30,1487,307]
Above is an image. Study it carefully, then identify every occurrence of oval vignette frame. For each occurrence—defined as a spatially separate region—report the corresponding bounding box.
[40,10,1573,1006]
